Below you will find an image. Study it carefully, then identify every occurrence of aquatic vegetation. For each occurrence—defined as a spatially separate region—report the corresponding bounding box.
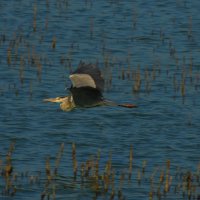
[0,143,200,199]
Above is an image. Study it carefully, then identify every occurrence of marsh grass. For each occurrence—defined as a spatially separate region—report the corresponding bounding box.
[0,143,200,199]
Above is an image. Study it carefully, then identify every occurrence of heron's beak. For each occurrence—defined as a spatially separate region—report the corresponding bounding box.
[43,97,67,103]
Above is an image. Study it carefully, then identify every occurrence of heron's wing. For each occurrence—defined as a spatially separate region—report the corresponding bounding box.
[71,62,104,91]
[69,86,104,107]
[69,74,96,89]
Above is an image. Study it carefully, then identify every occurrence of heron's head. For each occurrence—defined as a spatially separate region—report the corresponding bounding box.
[43,96,75,111]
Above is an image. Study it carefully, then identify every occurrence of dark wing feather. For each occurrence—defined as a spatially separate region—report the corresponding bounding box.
[70,87,104,107]
[71,62,104,91]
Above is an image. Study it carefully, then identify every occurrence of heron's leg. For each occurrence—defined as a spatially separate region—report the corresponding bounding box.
[103,100,137,108]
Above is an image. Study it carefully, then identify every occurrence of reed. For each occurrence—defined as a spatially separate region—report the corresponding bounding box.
[33,4,37,32]
[54,143,64,175]
[103,157,112,192]
[29,80,33,99]
[188,16,193,39]
[181,72,186,98]
[1,143,200,199]
[133,65,141,93]
[90,16,94,39]
[80,163,85,184]
[137,169,141,185]
[19,56,25,84]
[118,172,125,200]
[128,145,133,180]
[52,36,56,49]
[72,143,78,180]
[45,157,51,182]
[110,170,115,199]
[164,160,171,193]
[1,143,15,196]
[7,48,11,65]
[149,191,153,200]
[142,160,147,175]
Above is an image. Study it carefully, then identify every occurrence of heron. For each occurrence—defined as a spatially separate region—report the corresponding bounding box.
[44,62,137,111]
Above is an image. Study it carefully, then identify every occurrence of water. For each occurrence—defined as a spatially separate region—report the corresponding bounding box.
[1,0,200,199]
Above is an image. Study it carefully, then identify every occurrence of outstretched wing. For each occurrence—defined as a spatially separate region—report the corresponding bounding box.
[69,62,104,91]
[69,86,104,107]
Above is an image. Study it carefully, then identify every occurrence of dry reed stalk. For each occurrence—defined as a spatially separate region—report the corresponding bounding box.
[45,157,51,182]
[80,163,85,184]
[118,172,125,199]
[54,143,64,175]
[121,68,125,80]
[72,143,77,179]
[152,66,156,80]
[164,160,171,193]
[52,184,56,200]
[181,73,186,97]
[189,56,193,75]
[5,154,13,194]
[132,7,137,29]
[149,190,153,200]
[90,16,94,39]
[142,160,147,175]
[1,143,15,196]
[159,170,164,184]
[188,16,192,39]
[95,159,99,180]
[103,173,109,192]
[85,160,90,177]
[29,80,33,99]
[133,66,141,93]
[105,160,112,177]
[103,158,112,192]
[33,4,37,32]
[7,48,11,65]
[52,37,56,49]
[137,169,141,185]
[0,157,2,171]
[19,56,24,84]
[110,170,115,199]
[35,56,42,81]
[128,145,133,180]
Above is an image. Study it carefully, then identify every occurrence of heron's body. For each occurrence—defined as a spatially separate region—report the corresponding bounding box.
[44,62,137,111]
[70,86,104,107]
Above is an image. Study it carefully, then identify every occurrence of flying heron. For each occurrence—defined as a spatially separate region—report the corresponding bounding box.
[44,62,137,111]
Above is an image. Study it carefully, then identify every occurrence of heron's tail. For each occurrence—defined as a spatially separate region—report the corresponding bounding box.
[103,100,137,108]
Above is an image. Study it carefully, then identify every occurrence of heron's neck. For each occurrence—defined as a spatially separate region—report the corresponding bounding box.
[60,95,75,111]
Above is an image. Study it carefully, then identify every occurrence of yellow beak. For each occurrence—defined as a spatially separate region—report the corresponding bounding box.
[43,97,67,103]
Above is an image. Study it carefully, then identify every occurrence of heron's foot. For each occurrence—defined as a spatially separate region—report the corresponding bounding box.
[118,103,138,108]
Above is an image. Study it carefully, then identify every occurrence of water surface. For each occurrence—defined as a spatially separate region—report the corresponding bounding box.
[0,0,200,199]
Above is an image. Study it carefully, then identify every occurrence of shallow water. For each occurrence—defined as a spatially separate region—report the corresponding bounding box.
[1,0,200,199]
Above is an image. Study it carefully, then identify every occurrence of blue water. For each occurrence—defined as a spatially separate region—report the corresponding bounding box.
[1,0,200,199]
